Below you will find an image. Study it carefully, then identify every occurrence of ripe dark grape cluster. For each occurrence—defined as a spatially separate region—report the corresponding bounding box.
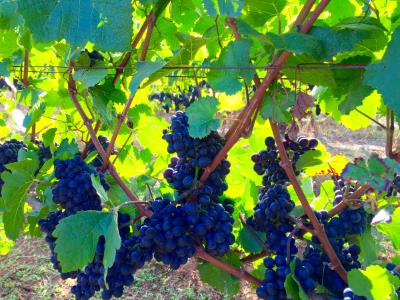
[251,135,318,188]
[84,49,104,67]
[52,156,109,215]
[87,136,116,168]
[342,287,365,300]
[0,139,27,194]
[150,80,211,112]
[247,185,297,299]
[138,198,196,269]
[32,140,53,173]
[162,111,230,203]
[387,175,400,197]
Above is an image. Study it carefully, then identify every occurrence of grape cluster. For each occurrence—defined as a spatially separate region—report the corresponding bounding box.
[387,175,400,197]
[0,139,27,194]
[84,49,104,67]
[162,111,230,203]
[139,198,196,269]
[334,179,368,235]
[33,140,52,173]
[150,80,211,112]
[247,185,298,299]
[251,135,318,188]
[52,156,109,215]
[342,287,365,300]
[87,136,116,168]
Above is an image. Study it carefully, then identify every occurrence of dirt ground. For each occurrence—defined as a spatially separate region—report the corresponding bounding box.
[0,114,392,300]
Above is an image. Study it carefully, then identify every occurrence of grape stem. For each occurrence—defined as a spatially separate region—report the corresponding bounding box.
[327,183,372,217]
[386,108,397,161]
[22,49,36,142]
[67,62,149,217]
[195,246,262,285]
[240,250,269,263]
[103,11,157,170]
[270,119,348,282]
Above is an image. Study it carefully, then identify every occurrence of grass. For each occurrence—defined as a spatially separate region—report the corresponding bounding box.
[0,237,254,300]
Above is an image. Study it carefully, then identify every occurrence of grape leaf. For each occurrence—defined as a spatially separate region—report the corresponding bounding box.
[197,251,241,297]
[53,210,121,274]
[73,66,108,88]
[207,39,254,95]
[295,150,324,170]
[89,86,116,127]
[377,207,400,250]
[0,1,23,30]
[144,36,209,86]
[348,265,400,299]
[17,0,133,51]
[260,93,294,123]
[90,174,109,204]
[202,0,244,17]
[129,61,165,95]
[338,84,374,114]
[364,27,400,117]
[54,139,79,160]
[186,97,220,138]
[23,101,46,132]
[2,158,39,240]
[42,128,57,150]
[342,156,400,191]
[0,30,19,59]
[237,226,264,253]
[243,0,286,27]
[357,227,378,265]
[266,32,323,59]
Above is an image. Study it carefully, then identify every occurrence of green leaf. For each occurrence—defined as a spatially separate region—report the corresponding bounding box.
[73,67,108,88]
[197,251,241,297]
[2,158,39,240]
[338,84,374,114]
[202,0,244,17]
[23,101,46,132]
[144,36,209,86]
[295,150,323,171]
[364,27,400,116]
[53,211,121,274]
[129,61,165,95]
[285,259,309,300]
[54,139,79,160]
[243,0,286,27]
[0,30,19,59]
[237,226,264,253]
[89,77,126,104]
[207,39,254,95]
[0,1,23,30]
[342,156,400,191]
[17,0,133,51]
[42,128,57,150]
[89,86,116,127]
[266,32,323,58]
[260,92,294,123]
[186,97,220,138]
[348,265,400,299]
[19,27,32,51]
[357,226,378,265]
[377,207,400,250]
[90,174,109,204]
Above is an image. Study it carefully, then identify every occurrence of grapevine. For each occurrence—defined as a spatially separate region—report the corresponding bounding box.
[1,0,400,299]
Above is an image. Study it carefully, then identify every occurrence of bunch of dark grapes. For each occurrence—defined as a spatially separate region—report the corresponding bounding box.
[138,198,196,269]
[150,80,210,112]
[0,139,27,194]
[33,140,53,173]
[333,178,368,235]
[342,287,366,300]
[39,210,78,280]
[247,185,298,299]
[87,136,116,168]
[72,213,153,300]
[162,111,230,203]
[52,156,110,215]
[251,135,318,188]
[186,199,235,256]
[298,210,362,297]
